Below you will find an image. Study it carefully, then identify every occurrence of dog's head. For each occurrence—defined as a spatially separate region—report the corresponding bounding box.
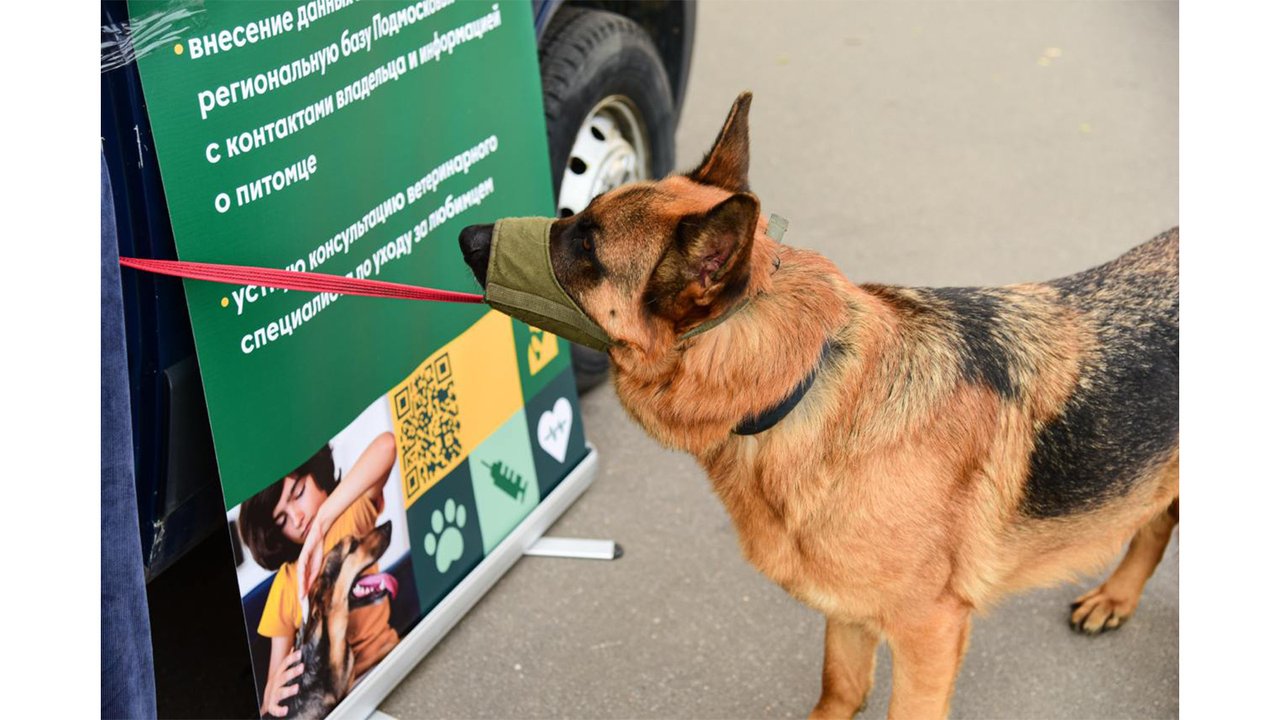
[307,520,398,614]
[460,92,769,360]
[285,522,397,720]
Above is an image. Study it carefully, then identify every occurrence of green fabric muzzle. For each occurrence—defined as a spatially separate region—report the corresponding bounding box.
[483,213,788,353]
[484,217,615,352]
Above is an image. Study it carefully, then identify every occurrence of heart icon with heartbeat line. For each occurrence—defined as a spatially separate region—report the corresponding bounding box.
[537,397,573,463]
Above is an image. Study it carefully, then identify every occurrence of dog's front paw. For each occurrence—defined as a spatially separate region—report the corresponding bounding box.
[809,692,869,720]
[1069,585,1138,635]
[809,700,863,720]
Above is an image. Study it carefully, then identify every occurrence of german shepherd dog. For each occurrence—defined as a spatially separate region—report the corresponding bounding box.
[278,522,401,720]
[460,92,1178,718]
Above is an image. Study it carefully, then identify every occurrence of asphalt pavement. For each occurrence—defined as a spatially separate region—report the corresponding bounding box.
[381,2,1178,718]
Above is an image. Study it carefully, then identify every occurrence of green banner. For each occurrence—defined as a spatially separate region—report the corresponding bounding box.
[129,0,588,713]
[130,0,578,508]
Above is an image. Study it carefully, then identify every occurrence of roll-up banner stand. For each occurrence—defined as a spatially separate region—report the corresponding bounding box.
[127,1,595,716]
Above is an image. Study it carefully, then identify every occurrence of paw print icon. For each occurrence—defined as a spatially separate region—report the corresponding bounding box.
[423,497,467,573]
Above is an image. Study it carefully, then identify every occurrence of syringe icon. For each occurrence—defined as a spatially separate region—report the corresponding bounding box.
[482,460,527,502]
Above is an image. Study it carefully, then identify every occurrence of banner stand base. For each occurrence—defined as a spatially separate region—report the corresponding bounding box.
[326,443,600,720]
[524,536,620,560]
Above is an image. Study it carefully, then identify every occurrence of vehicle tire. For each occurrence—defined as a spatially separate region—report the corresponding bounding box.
[539,6,676,393]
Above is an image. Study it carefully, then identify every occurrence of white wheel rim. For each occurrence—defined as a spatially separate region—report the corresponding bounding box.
[556,95,650,217]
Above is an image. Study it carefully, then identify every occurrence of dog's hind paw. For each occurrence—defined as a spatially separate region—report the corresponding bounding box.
[1069,585,1138,635]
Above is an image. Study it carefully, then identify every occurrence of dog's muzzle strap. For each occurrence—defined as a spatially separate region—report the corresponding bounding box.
[485,282,613,349]
[766,213,788,243]
[678,295,752,342]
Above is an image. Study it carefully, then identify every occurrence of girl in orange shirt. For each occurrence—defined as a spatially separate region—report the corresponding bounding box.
[238,432,399,718]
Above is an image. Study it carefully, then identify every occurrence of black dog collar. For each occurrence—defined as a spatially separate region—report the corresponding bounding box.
[733,340,834,436]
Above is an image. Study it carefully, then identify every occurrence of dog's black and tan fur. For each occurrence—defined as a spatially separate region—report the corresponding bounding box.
[461,92,1178,718]
[278,522,400,720]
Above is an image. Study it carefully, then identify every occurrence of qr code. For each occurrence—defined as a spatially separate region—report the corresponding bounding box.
[393,352,462,504]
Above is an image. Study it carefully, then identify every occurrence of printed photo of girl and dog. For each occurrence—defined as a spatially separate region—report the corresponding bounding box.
[227,397,421,719]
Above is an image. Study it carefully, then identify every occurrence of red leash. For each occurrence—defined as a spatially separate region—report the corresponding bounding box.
[119,257,485,304]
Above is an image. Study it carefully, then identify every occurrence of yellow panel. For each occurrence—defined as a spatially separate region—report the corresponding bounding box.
[389,311,521,508]
[528,328,559,375]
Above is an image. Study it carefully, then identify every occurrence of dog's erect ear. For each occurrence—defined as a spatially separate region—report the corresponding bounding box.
[688,91,752,192]
[678,192,759,307]
[646,192,759,332]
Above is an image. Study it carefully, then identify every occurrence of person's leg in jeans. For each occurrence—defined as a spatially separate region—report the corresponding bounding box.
[101,150,157,719]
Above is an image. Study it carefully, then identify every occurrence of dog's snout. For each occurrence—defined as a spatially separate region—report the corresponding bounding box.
[459,224,493,286]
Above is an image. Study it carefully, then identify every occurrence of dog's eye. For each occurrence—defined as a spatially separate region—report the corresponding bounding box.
[581,236,593,253]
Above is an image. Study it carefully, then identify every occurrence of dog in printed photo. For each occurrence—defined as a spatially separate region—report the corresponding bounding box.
[237,434,402,718]
[281,521,400,720]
